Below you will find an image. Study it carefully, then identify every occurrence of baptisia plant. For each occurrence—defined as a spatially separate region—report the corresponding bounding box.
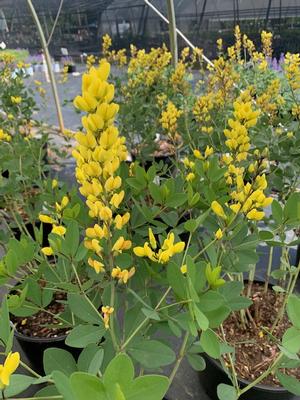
[0,59,257,399]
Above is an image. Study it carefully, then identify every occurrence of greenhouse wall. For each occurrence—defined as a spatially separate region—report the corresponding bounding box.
[0,0,299,58]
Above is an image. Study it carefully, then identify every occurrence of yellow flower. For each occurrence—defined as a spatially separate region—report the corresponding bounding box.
[11,96,21,104]
[148,228,157,250]
[99,206,112,221]
[110,190,125,208]
[114,212,130,230]
[204,146,214,158]
[41,247,54,256]
[287,131,294,138]
[246,209,265,221]
[215,228,223,240]
[0,352,20,389]
[211,201,227,220]
[52,225,66,236]
[111,266,135,284]
[180,264,187,274]
[193,149,203,159]
[88,258,104,273]
[51,179,58,189]
[102,306,114,329]
[39,214,55,224]
[186,172,195,182]
[112,236,132,253]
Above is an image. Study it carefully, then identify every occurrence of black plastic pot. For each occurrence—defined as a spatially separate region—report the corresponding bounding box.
[65,64,76,73]
[200,353,294,400]
[14,330,80,375]
[12,221,52,247]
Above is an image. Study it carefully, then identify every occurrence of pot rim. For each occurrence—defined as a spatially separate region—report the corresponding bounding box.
[11,321,67,343]
[206,354,289,393]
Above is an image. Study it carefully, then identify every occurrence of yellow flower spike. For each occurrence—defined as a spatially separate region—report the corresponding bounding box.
[0,352,20,389]
[101,306,114,329]
[41,247,54,256]
[215,228,223,240]
[39,214,55,224]
[88,258,105,273]
[148,228,157,250]
[211,201,227,220]
[52,225,66,236]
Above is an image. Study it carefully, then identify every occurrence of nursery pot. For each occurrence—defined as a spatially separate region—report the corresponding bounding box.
[14,329,80,375]
[12,220,52,247]
[199,354,294,400]
[65,64,76,73]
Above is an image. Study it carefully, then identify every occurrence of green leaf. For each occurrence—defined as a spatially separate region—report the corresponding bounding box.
[52,370,75,400]
[187,354,206,371]
[3,375,34,397]
[217,384,238,400]
[194,304,209,331]
[166,193,187,208]
[0,297,10,347]
[43,348,77,376]
[287,295,300,329]
[128,340,176,369]
[126,375,169,400]
[62,220,80,257]
[199,291,225,312]
[66,324,105,348]
[141,307,160,321]
[200,329,221,359]
[149,182,163,204]
[103,354,134,392]
[282,327,300,353]
[70,372,108,400]
[68,293,103,325]
[34,385,59,397]
[167,261,186,299]
[184,219,197,233]
[77,344,104,375]
[259,230,274,241]
[276,371,300,395]
[272,200,283,224]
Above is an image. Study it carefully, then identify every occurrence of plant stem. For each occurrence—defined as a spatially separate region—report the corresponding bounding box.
[19,360,42,379]
[238,353,283,396]
[169,331,189,383]
[26,0,65,134]
[264,246,274,293]
[220,324,239,391]
[121,286,172,350]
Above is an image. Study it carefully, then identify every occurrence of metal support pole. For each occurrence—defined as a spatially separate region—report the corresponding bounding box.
[166,0,178,67]
[26,0,65,134]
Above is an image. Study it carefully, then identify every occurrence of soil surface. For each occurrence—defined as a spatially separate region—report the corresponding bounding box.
[11,292,70,338]
[221,282,300,387]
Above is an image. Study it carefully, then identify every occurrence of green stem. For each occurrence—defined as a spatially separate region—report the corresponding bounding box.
[193,238,217,261]
[264,246,274,293]
[238,353,283,397]
[169,331,189,383]
[19,360,42,379]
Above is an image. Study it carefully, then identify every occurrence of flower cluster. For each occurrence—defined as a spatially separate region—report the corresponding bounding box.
[0,128,11,142]
[39,195,69,255]
[73,61,132,277]
[127,45,171,87]
[284,53,300,90]
[261,30,273,58]
[160,101,182,139]
[224,98,260,162]
[134,229,185,264]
